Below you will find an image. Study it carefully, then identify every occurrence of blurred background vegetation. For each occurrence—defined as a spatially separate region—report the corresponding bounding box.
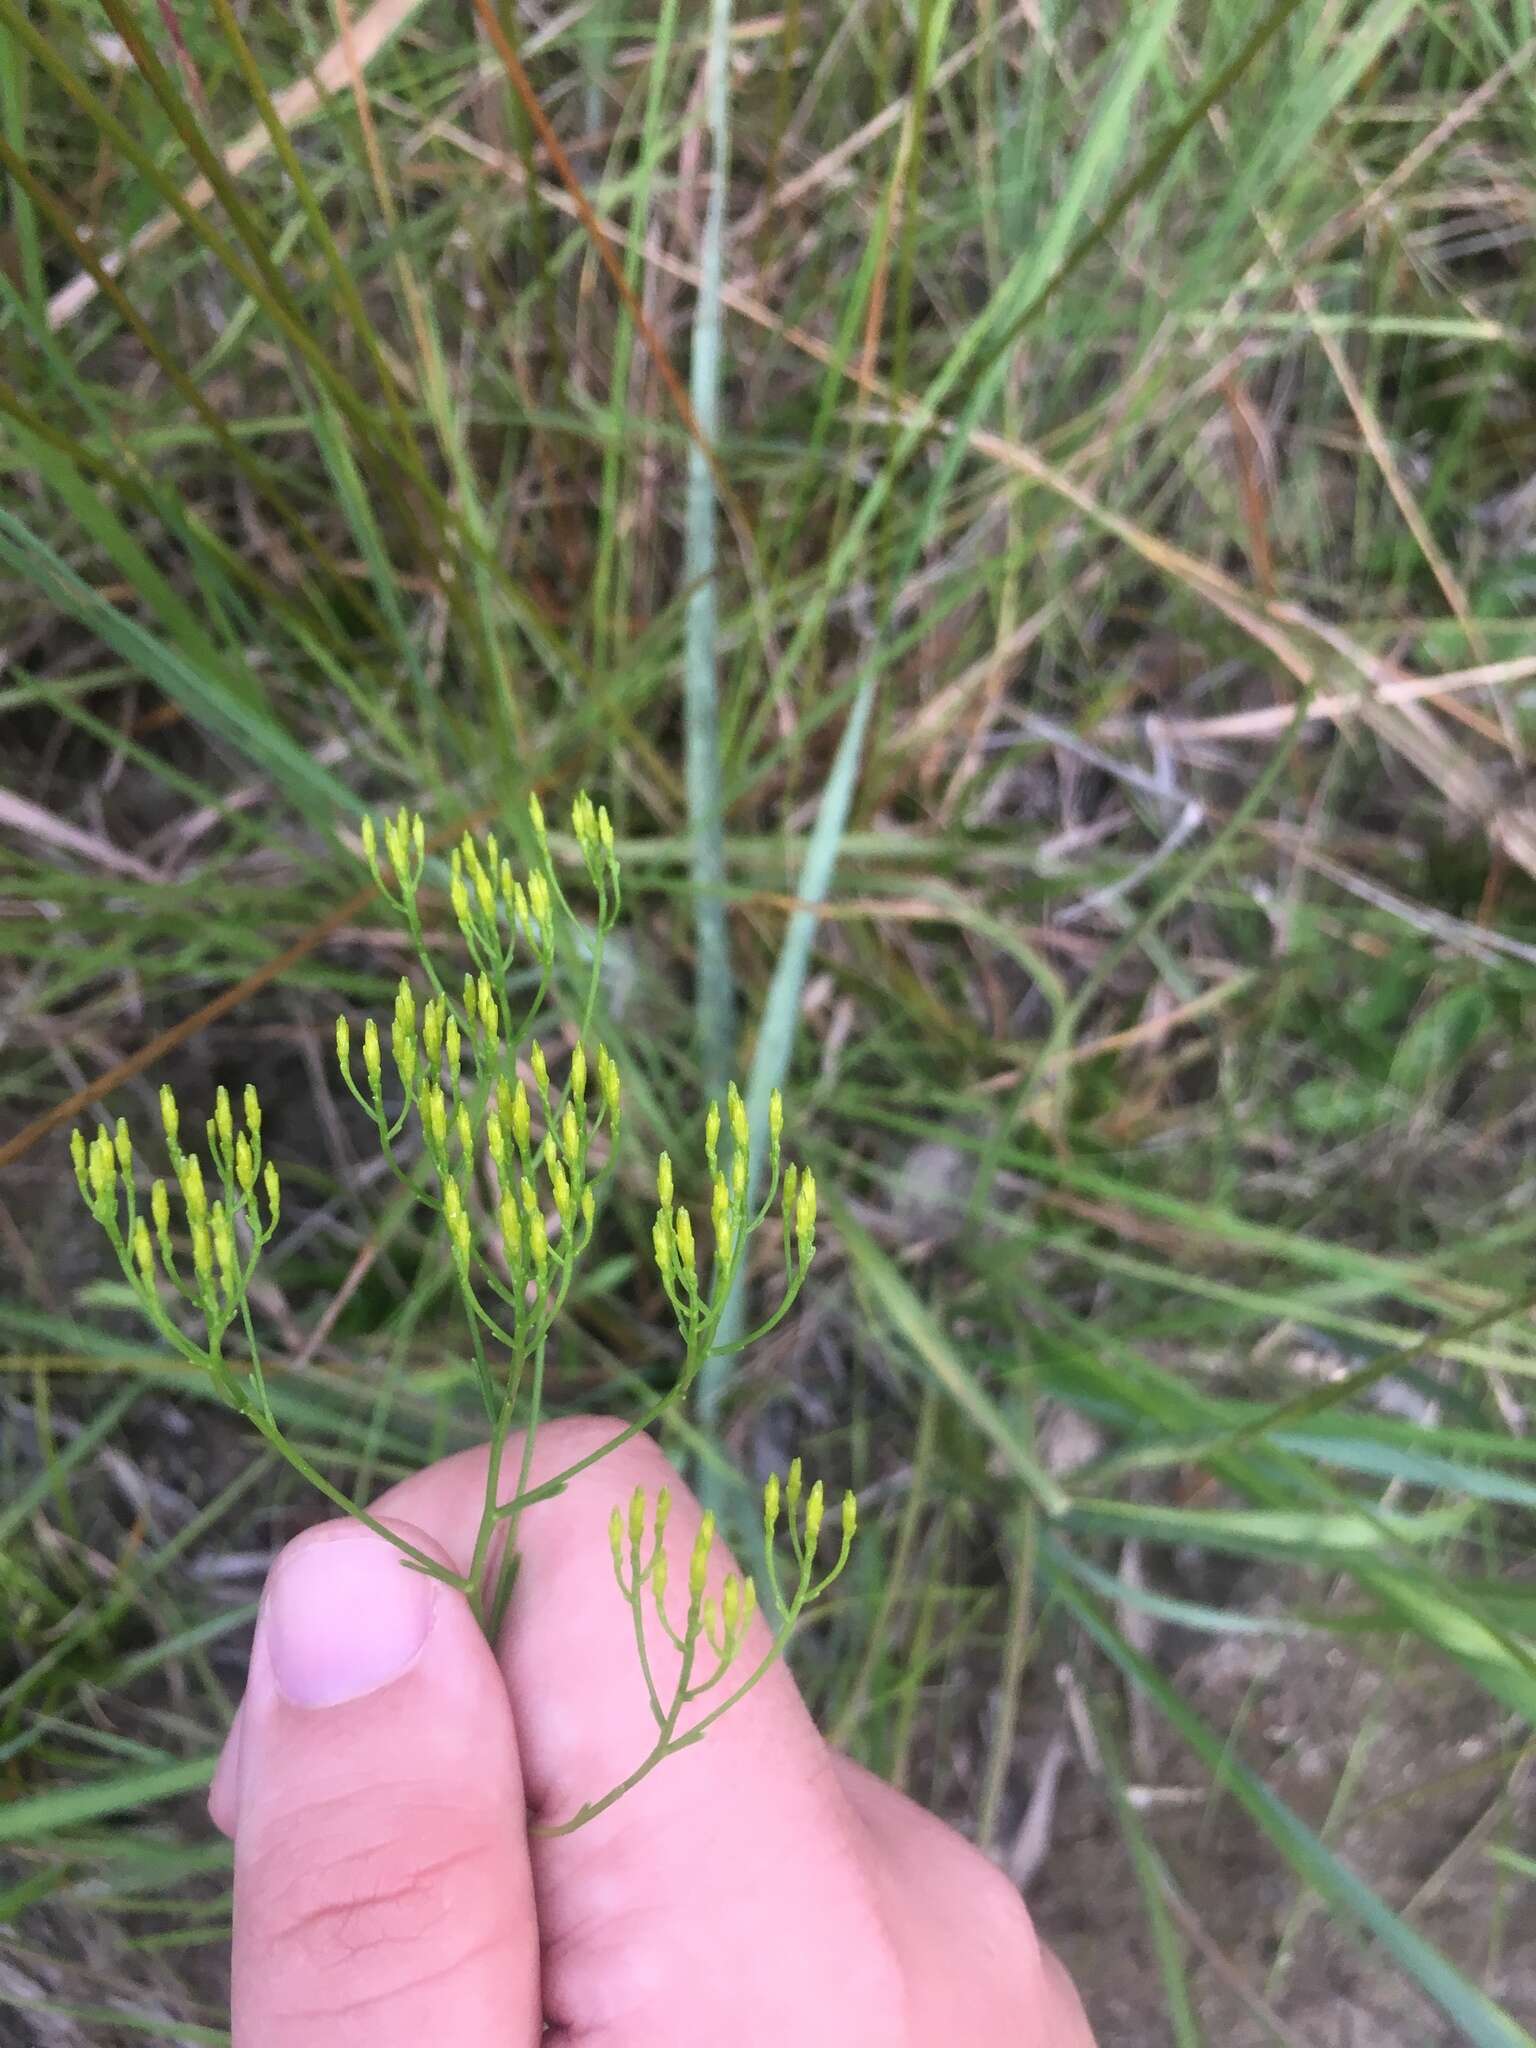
[3,1,1536,2041]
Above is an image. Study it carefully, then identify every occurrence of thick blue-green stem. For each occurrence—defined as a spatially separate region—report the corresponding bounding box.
[682,0,736,1109]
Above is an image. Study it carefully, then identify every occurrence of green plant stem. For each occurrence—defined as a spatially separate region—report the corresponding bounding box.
[682,0,736,1106]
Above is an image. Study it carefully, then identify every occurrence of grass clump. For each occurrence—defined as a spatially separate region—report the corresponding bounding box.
[2,1,1536,2043]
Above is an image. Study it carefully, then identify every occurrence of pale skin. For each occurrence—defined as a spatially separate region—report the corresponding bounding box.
[209,1417,1097,2047]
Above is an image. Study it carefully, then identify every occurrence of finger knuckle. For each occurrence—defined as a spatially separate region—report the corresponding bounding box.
[250,1801,503,2008]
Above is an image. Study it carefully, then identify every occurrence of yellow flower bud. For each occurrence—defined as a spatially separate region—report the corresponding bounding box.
[722,1574,742,1636]
[444,1016,462,1084]
[474,861,495,921]
[132,1218,155,1284]
[842,1490,858,1544]
[392,1021,416,1092]
[704,1101,721,1171]
[674,1206,696,1275]
[478,976,498,1043]
[412,813,425,863]
[560,1103,580,1165]
[86,1130,113,1206]
[657,1152,674,1210]
[795,1169,817,1259]
[422,996,444,1067]
[450,858,471,932]
[528,790,547,845]
[689,1513,715,1602]
[550,1161,573,1224]
[580,1186,595,1232]
[443,1180,470,1265]
[528,871,552,932]
[769,1089,783,1155]
[785,1458,803,1518]
[235,1134,256,1191]
[727,1082,748,1155]
[486,1111,507,1174]
[212,1203,237,1296]
[599,1046,621,1133]
[764,1472,781,1535]
[804,1479,825,1547]
[215,1086,234,1158]
[384,812,407,877]
[243,1084,261,1137]
[500,857,515,908]
[263,1160,281,1228]
[191,1218,213,1283]
[609,1505,624,1575]
[531,1041,548,1095]
[113,1117,133,1175]
[361,813,377,871]
[627,1484,646,1546]
[528,1207,549,1273]
[570,1045,587,1103]
[499,1190,523,1267]
[652,1214,672,1277]
[654,1488,671,1542]
[70,1127,88,1190]
[180,1153,206,1224]
[572,791,596,853]
[511,1080,531,1154]
[363,1017,382,1092]
[455,1103,474,1161]
[151,1178,171,1241]
[731,1147,747,1200]
[598,804,615,856]
[335,1014,351,1071]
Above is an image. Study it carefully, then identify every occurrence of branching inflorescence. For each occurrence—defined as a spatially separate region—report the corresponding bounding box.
[74,793,855,1830]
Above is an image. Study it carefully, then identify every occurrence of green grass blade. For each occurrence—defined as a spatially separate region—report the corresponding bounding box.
[681,0,736,1106]
[1052,1574,1536,2048]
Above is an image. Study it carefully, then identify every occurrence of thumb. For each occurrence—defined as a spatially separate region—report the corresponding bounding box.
[229,1519,540,2048]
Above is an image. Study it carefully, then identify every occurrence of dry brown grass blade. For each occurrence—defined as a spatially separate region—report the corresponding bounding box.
[1102,650,1536,742]
[0,789,157,881]
[1271,608,1536,884]
[46,0,431,328]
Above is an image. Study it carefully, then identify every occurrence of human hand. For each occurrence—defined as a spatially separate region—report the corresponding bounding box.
[209,1418,1095,2046]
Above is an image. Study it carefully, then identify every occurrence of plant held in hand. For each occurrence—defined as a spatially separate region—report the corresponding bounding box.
[73,793,854,1829]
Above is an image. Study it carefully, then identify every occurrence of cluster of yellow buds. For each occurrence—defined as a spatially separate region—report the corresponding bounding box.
[360,808,427,911]
[71,1083,280,1404]
[449,826,555,980]
[650,1081,815,1351]
[569,791,619,904]
[557,1461,858,1834]
[763,1455,858,1617]
[615,1486,759,1670]
[335,796,633,1386]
